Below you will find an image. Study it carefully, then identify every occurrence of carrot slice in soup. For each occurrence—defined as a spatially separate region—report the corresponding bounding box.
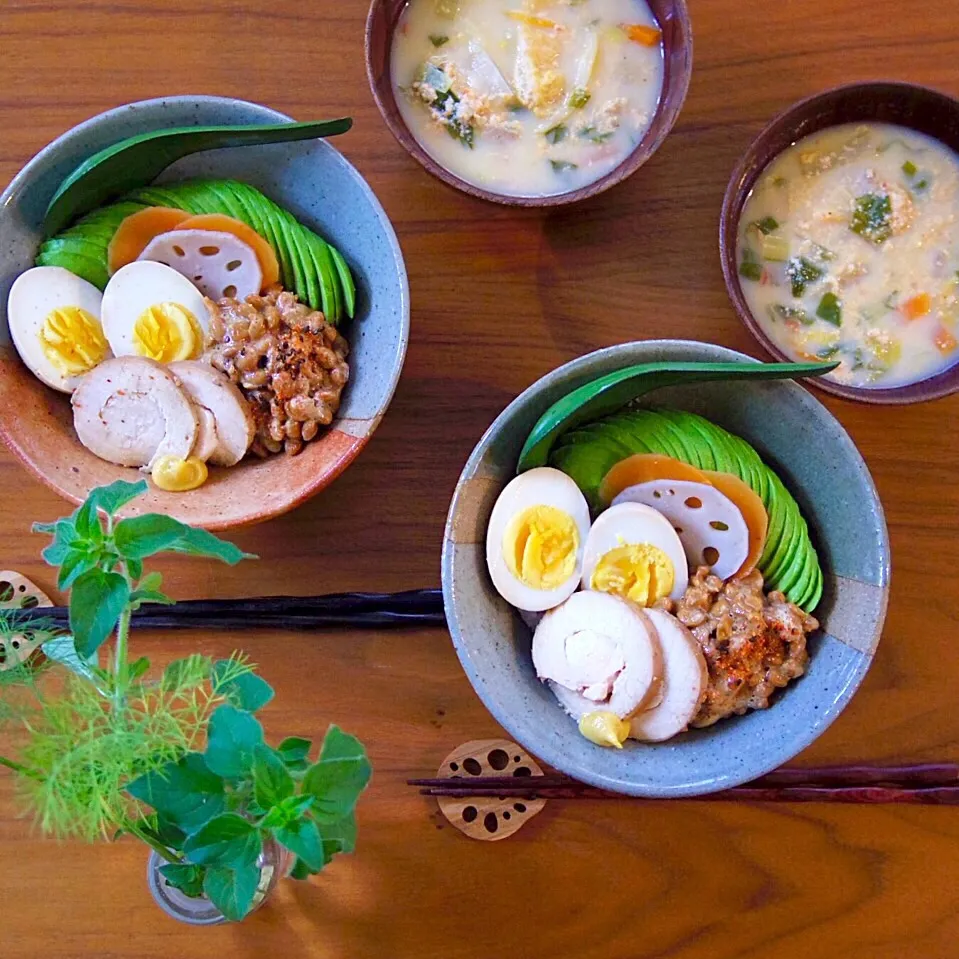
[598,454,710,507]
[934,325,958,354]
[621,23,662,46]
[107,207,191,274]
[901,293,932,321]
[177,214,280,289]
[702,470,768,577]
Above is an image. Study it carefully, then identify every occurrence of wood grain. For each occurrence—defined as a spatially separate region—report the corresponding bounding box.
[2,0,959,955]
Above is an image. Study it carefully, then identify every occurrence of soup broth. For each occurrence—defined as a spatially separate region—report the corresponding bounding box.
[737,123,959,389]
[391,0,664,197]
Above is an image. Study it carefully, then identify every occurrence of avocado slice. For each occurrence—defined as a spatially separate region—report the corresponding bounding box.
[329,245,356,319]
[36,249,108,288]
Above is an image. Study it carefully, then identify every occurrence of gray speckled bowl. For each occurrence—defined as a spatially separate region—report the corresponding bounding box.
[442,340,890,797]
[0,96,409,529]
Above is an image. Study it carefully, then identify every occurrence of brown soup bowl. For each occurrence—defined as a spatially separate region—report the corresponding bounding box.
[720,81,959,404]
[366,0,693,207]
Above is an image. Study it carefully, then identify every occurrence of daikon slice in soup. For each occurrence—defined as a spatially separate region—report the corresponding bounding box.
[390,0,664,198]
[737,123,959,389]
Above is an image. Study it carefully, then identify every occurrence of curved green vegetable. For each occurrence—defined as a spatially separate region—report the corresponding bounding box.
[36,179,355,324]
[42,118,353,237]
[549,408,823,611]
[518,360,837,473]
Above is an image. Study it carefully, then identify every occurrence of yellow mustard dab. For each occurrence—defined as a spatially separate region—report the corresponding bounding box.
[579,711,631,749]
[152,455,208,492]
[503,505,578,590]
[132,303,203,363]
[39,306,108,375]
[591,543,674,606]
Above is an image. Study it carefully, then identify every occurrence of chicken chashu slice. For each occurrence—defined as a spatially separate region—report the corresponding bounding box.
[533,591,663,720]
[169,361,254,467]
[72,357,197,469]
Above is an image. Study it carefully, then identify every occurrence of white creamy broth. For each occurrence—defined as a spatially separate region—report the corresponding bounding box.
[391,0,664,197]
[737,123,959,389]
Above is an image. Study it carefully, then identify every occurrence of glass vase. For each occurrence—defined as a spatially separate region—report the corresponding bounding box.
[147,842,292,925]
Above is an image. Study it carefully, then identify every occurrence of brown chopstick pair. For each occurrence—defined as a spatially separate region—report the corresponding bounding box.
[409,764,959,804]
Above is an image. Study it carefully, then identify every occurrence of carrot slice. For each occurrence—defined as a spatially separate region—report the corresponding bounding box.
[934,325,958,354]
[107,207,191,274]
[901,293,932,321]
[621,23,662,46]
[702,470,768,578]
[598,454,710,507]
[177,214,280,290]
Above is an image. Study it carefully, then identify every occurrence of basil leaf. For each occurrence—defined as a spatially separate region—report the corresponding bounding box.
[183,812,260,868]
[253,744,295,809]
[72,497,102,543]
[69,568,130,658]
[35,518,80,567]
[203,862,261,922]
[213,660,274,712]
[290,857,317,880]
[57,547,99,590]
[204,705,264,779]
[278,737,312,771]
[167,527,255,565]
[159,863,206,899]
[318,811,358,859]
[301,726,371,823]
[275,817,325,872]
[114,515,187,559]
[86,480,148,516]
[127,753,225,831]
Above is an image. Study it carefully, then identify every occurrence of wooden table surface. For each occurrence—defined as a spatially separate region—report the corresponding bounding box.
[2,0,959,956]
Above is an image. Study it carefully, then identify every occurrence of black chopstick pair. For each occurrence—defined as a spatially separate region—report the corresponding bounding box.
[14,588,446,631]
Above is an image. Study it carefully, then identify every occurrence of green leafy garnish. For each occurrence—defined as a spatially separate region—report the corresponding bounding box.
[850,193,892,244]
[768,304,811,324]
[544,124,568,145]
[1,482,372,923]
[902,159,918,177]
[429,34,449,47]
[739,246,763,282]
[754,216,779,235]
[550,160,578,173]
[785,256,824,297]
[815,291,842,327]
[569,88,591,109]
[418,64,474,148]
[577,125,613,144]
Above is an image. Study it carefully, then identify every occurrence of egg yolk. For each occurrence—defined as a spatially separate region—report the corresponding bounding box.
[579,711,631,749]
[590,543,674,606]
[39,306,108,375]
[503,505,578,590]
[151,455,208,492]
[132,303,203,363]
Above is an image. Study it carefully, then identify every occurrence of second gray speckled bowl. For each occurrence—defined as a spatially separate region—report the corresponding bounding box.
[443,340,890,797]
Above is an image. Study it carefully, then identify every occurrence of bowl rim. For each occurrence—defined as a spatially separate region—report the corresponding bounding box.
[720,80,959,405]
[364,0,693,208]
[0,94,410,528]
[442,338,890,796]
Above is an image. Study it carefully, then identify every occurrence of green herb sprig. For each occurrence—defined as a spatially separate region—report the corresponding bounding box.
[0,481,371,922]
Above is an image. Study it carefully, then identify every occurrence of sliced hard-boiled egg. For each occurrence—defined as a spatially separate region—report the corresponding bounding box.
[581,502,688,604]
[629,609,707,743]
[139,230,263,302]
[486,467,591,612]
[612,480,750,581]
[101,261,211,364]
[7,267,109,392]
[534,591,663,721]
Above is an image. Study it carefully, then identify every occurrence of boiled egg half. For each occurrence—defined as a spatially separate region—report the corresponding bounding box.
[7,266,109,392]
[581,502,688,604]
[101,261,211,364]
[486,467,591,611]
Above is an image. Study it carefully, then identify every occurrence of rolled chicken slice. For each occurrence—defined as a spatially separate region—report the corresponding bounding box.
[168,361,254,466]
[191,405,220,463]
[72,356,197,469]
[533,591,663,720]
[629,609,708,743]
[139,230,263,302]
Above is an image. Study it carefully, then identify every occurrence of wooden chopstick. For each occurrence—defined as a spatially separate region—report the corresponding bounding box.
[12,588,446,630]
[408,765,959,804]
